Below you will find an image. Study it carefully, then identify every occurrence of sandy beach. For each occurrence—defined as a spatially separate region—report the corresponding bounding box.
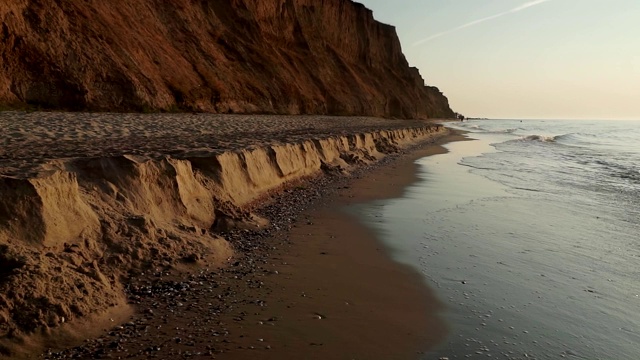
[0,112,459,359]
[0,113,439,177]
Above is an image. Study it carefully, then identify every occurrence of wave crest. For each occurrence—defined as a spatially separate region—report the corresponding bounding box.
[520,134,557,142]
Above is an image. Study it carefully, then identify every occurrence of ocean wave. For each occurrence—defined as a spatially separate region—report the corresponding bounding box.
[457,123,521,134]
[510,132,598,144]
[457,123,483,130]
[554,133,597,144]
[519,134,558,142]
[487,128,519,134]
[592,158,640,182]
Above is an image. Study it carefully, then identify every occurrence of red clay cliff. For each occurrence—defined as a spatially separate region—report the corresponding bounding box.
[0,0,454,118]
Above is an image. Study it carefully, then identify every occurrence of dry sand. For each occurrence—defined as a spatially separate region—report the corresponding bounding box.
[0,112,457,359]
[0,112,438,177]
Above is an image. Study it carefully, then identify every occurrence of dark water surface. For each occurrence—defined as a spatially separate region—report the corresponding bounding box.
[357,120,640,359]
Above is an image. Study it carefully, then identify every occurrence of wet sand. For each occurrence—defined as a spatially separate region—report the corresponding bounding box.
[223,134,468,359]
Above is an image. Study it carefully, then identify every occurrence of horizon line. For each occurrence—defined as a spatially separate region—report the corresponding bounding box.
[463,117,640,121]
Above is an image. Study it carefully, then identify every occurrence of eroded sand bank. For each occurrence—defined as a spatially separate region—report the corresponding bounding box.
[0,112,449,358]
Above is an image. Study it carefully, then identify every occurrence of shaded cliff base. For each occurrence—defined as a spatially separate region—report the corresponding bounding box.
[0,117,448,358]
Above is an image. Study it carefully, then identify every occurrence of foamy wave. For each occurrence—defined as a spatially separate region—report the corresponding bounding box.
[458,124,519,134]
[520,134,557,142]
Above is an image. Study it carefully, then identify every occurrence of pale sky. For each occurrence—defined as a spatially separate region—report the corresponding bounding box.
[358,0,640,120]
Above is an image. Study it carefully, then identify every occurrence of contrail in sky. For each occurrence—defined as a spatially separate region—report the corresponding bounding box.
[413,0,553,46]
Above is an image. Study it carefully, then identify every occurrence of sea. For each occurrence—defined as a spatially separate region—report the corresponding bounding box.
[357,119,640,359]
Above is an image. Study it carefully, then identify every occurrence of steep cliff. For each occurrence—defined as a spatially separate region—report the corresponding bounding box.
[0,0,454,118]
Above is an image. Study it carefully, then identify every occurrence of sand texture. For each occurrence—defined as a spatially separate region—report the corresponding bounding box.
[0,0,454,119]
[0,112,448,357]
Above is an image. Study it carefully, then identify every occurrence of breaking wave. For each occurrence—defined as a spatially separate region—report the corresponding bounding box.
[519,134,558,142]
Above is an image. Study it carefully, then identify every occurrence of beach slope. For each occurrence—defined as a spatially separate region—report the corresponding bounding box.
[0,113,449,358]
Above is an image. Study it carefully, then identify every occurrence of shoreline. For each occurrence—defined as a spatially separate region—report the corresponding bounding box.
[247,132,470,359]
[0,114,462,358]
[36,130,467,360]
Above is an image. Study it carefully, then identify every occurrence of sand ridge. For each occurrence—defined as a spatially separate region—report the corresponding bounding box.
[0,112,448,357]
[39,132,465,360]
[0,112,439,177]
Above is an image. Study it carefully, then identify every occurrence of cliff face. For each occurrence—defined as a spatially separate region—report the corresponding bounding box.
[0,0,454,118]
